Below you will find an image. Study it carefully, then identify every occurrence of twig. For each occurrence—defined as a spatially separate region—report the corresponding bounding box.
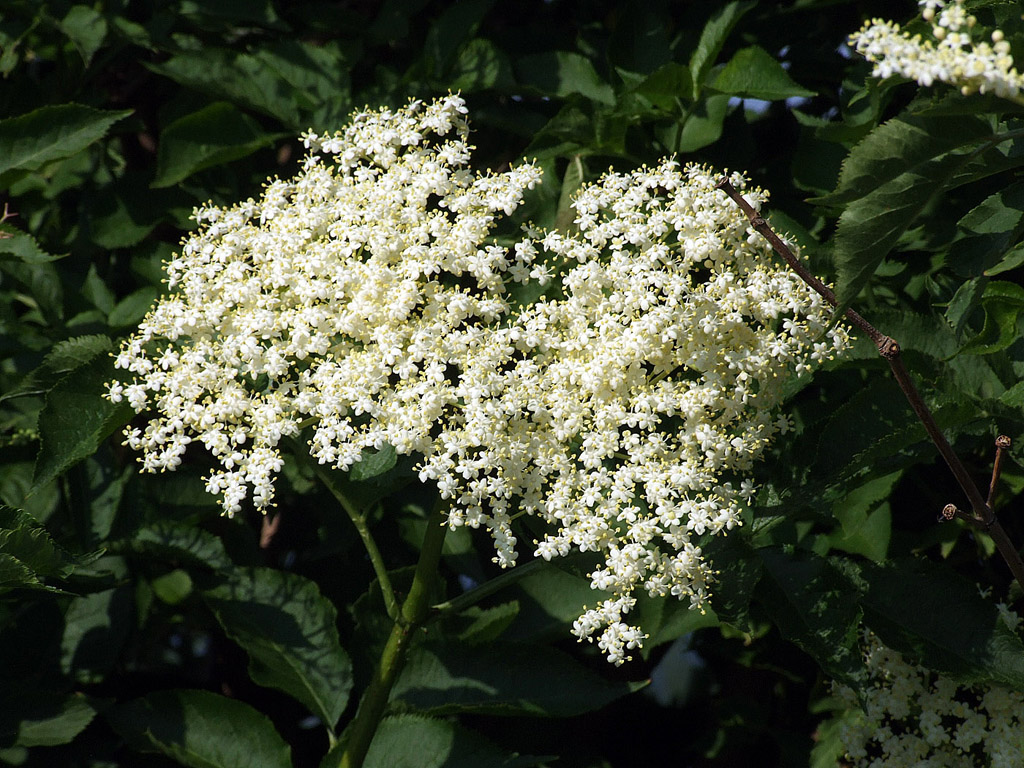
[988,435,1012,509]
[715,178,1024,591]
[259,512,282,549]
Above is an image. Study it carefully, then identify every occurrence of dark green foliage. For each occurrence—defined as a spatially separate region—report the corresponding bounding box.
[3,1,1024,767]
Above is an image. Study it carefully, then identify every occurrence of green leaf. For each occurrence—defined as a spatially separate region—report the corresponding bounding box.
[107,689,292,768]
[703,533,762,631]
[153,102,280,188]
[391,641,639,716]
[452,602,520,645]
[0,506,75,587]
[755,548,864,686]
[635,62,693,111]
[985,241,1024,276]
[0,688,99,747]
[422,0,494,77]
[812,377,976,488]
[711,46,815,101]
[675,93,730,153]
[126,521,233,570]
[0,104,132,182]
[33,354,131,491]
[832,152,977,309]
[503,561,606,641]
[0,553,45,594]
[449,38,514,92]
[59,5,107,66]
[516,52,615,106]
[948,181,1024,277]
[108,286,159,328]
[349,443,398,482]
[553,155,584,234]
[828,472,897,563]
[151,569,194,605]
[61,586,134,683]
[859,560,1024,690]
[201,567,352,726]
[960,280,1024,355]
[688,1,756,98]
[362,714,547,768]
[148,43,351,128]
[0,226,64,264]
[813,114,991,208]
[1,334,112,403]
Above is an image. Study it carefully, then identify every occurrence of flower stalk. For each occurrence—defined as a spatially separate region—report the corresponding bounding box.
[337,498,449,768]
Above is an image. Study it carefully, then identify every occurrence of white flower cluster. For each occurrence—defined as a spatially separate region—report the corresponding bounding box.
[850,0,1024,102]
[833,624,1024,768]
[109,94,849,663]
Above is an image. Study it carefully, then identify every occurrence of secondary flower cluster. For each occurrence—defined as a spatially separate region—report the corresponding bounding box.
[850,0,1024,102]
[109,95,849,663]
[833,623,1024,768]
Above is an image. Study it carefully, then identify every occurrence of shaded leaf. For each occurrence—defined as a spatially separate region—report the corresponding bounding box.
[153,102,280,188]
[126,521,232,570]
[0,225,64,264]
[813,114,990,208]
[449,38,514,92]
[688,1,756,98]
[60,5,107,66]
[61,586,134,683]
[349,443,398,482]
[516,52,614,105]
[201,567,352,726]
[859,560,1024,690]
[675,93,730,153]
[33,354,132,490]
[828,472,898,563]
[756,548,864,686]
[960,280,1024,355]
[423,0,494,77]
[635,63,693,111]
[107,689,291,768]
[0,104,131,182]
[832,152,975,309]
[948,181,1024,277]
[0,688,100,747]
[363,714,546,768]
[391,641,640,716]
[108,286,160,328]
[0,334,112,403]
[712,45,814,101]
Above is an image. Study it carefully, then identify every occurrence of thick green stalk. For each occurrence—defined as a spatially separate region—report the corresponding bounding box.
[337,501,449,768]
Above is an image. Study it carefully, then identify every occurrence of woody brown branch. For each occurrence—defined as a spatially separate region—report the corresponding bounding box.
[715,178,1024,590]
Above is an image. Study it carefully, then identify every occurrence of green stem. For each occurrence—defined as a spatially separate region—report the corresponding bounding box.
[337,499,449,768]
[431,557,547,615]
[289,438,399,621]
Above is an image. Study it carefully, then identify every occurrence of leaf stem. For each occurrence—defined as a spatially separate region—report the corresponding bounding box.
[337,497,449,768]
[289,438,399,621]
[716,178,1024,591]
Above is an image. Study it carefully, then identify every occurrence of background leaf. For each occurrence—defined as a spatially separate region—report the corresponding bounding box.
[201,567,353,726]
[107,689,292,768]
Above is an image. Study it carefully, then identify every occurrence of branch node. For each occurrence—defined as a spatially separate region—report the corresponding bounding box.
[878,336,900,360]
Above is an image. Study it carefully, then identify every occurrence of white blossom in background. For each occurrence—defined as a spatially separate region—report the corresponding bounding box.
[833,617,1024,768]
[849,0,1024,103]
[109,94,849,664]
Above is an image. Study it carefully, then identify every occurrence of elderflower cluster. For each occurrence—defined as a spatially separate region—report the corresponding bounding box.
[850,0,1024,101]
[109,95,849,663]
[833,622,1024,767]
